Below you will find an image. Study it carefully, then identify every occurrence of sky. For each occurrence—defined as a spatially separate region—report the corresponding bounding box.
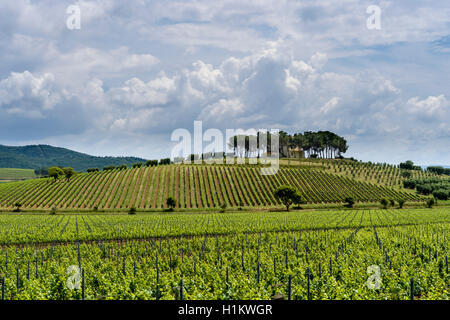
[0,0,449,166]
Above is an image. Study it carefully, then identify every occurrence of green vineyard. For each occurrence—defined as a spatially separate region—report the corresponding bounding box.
[0,208,448,300]
[0,165,424,210]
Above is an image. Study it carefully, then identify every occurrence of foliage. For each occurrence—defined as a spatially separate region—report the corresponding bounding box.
[344,197,355,208]
[274,185,302,211]
[48,167,64,182]
[166,197,176,211]
[380,198,389,209]
[0,209,448,300]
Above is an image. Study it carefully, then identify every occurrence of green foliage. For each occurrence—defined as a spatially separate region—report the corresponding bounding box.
[159,158,171,165]
[0,209,448,300]
[399,160,422,171]
[128,207,137,215]
[274,185,302,211]
[63,167,76,181]
[426,198,435,208]
[344,197,355,208]
[13,202,22,212]
[48,167,64,182]
[145,160,158,167]
[166,197,176,211]
[380,198,389,209]
[404,178,450,199]
[398,199,405,209]
[220,203,227,213]
[427,166,450,175]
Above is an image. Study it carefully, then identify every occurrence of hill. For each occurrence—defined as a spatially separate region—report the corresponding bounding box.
[0,144,147,172]
[0,164,424,210]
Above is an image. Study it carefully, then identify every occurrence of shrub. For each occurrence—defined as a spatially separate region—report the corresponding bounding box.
[389,199,396,207]
[220,203,227,213]
[426,198,435,208]
[166,197,176,211]
[398,199,405,209]
[344,197,355,208]
[380,198,389,209]
[13,202,22,212]
[50,207,57,215]
[129,207,137,215]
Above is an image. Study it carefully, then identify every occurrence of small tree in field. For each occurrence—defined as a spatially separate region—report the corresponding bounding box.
[220,203,227,213]
[166,197,176,211]
[389,199,396,207]
[48,167,64,182]
[380,198,389,209]
[398,199,405,209]
[129,207,137,215]
[63,167,76,182]
[426,198,435,208]
[274,185,302,211]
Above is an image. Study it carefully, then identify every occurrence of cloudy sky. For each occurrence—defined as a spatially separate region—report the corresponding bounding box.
[0,0,449,165]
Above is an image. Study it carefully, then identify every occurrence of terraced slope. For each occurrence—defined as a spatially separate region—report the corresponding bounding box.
[0,165,423,210]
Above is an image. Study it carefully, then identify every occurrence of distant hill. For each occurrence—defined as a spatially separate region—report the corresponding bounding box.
[0,144,147,172]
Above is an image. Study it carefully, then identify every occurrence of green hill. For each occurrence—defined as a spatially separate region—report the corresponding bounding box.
[0,164,424,210]
[0,144,147,172]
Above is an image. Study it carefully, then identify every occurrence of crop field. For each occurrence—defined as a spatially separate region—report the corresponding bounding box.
[0,168,37,183]
[279,158,441,187]
[0,208,448,300]
[0,165,424,210]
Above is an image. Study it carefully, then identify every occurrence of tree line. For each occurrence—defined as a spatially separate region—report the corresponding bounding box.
[227,130,348,159]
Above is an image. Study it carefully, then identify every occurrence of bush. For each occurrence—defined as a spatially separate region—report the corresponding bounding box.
[166,197,176,211]
[398,199,405,209]
[389,199,395,207]
[432,189,448,200]
[220,203,227,213]
[344,197,355,208]
[50,207,57,215]
[13,202,22,212]
[380,198,389,209]
[426,198,435,208]
[145,160,158,167]
[129,207,137,215]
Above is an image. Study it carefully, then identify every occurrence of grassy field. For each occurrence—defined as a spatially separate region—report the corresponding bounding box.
[0,164,425,210]
[0,168,37,183]
[0,207,448,300]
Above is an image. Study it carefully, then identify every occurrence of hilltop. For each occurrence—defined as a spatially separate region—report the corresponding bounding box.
[0,144,147,172]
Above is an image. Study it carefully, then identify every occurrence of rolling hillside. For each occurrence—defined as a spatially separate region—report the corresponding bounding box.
[0,164,424,210]
[0,144,147,172]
